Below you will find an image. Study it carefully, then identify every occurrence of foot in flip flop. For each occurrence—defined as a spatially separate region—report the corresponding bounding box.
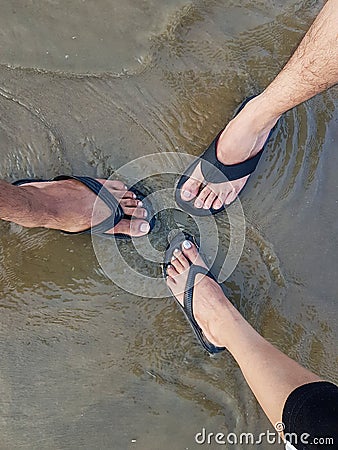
[12,176,155,239]
[176,95,280,215]
[164,233,226,354]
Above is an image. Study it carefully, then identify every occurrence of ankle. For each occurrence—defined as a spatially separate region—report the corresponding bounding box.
[194,292,235,349]
[216,94,281,165]
[249,92,283,127]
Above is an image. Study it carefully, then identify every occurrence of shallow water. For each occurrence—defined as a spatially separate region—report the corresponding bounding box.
[0,0,337,449]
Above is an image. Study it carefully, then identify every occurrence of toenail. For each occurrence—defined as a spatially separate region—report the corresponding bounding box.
[143,210,148,218]
[133,193,137,199]
[183,190,192,199]
[195,200,202,208]
[203,203,210,209]
[138,201,143,207]
[171,255,176,261]
[173,248,180,255]
[183,240,192,249]
[140,223,150,233]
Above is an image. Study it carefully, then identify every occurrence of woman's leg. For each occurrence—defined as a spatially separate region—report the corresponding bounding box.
[166,240,332,429]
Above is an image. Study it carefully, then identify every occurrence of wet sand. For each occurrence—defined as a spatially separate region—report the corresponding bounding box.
[0,0,337,449]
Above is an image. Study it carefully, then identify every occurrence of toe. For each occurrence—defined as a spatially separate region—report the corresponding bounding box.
[122,206,148,219]
[224,188,237,205]
[181,240,207,268]
[181,178,201,201]
[120,198,139,208]
[165,263,185,304]
[173,248,190,270]
[194,186,211,209]
[166,264,178,279]
[170,251,185,272]
[122,190,137,199]
[98,179,127,191]
[130,219,150,236]
[167,276,176,288]
[203,192,217,210]
[114,190,136,200]
[180,164,204,201]
[224,175,249,205]
[120,199,148,219]
[213,191,226,210]
[109,219,150,237]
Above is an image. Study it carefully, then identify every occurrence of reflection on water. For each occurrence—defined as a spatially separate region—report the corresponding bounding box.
[0,0,337,448]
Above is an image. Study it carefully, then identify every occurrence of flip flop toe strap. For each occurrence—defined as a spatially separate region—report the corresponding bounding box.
[199,136,264,183]
[184,264,225,354]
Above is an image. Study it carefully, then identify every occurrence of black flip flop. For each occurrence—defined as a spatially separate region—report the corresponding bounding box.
[175,96,275,216]
[163,231,225,354]
[13,175,156,239]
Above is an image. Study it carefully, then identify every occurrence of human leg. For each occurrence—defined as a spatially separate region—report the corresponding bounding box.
[180,0,338,210]
[166,240,327,428]
[0,178,150,237]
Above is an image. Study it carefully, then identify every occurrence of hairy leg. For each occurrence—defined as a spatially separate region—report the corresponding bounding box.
[182,0,338,209]
[0,179,150,236]
[0,180,55,227]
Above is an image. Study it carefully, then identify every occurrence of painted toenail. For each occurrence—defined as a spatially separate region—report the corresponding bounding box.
[138,201,143,207]
[133,193,137,199]
[183,240,192,249]
[171,255,176,261]
[203,204,210,209]
[195,200,202,208]
[173,248,180,255]
[143,210,148,218]
[140,223,150,233]
[183,190,192,199]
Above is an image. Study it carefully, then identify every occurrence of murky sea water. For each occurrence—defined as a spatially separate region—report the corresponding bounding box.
[0,0,337,449]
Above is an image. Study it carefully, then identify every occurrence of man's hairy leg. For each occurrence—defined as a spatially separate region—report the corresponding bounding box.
[0,179,150,236]
[0,180,56,228]
[260,0,338,117]
[182,0,338,209]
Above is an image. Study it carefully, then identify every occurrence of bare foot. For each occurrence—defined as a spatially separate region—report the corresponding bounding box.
[181,95,280,210]
[14,178,150,237]
[166,239,228,347]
